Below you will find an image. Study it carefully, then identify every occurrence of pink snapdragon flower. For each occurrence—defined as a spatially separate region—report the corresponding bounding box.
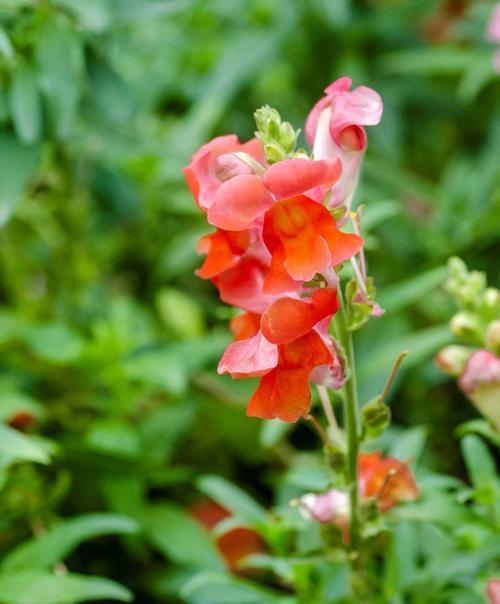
[459,350,500,430]
[488,579,500,604]
[487,4,500,43]
[305,77,383,220]
[486,4,500,74]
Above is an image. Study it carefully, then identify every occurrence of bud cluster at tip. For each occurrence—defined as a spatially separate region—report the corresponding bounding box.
[254,104,300,163]
[436,257,500,431]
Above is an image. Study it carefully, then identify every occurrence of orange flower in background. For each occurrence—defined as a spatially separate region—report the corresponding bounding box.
[190,501,265,574]
[298,453,419,530]
[262,195,363,291]
[358,451,419,512]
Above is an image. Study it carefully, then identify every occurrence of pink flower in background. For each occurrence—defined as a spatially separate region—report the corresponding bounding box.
[299,489,350,523]
[459,350,500,430]
[486,4,500,74]
[488,579,500,604]
[305,77,383,219]
[487,4,500,43]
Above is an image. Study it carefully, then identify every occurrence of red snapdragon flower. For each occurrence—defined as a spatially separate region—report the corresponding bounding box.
[218,289,341,422]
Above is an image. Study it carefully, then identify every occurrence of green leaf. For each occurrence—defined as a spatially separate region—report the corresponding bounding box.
[389,426,427,462]
[460,434,497,489]
[2,514,139,571]
[0,26,14,60]
[0,425,50,468]
[156,287,205,338]
[358,325,450,401]
[35,17,83,138]
[259,419,292,449]
[124,334,229,395]
[23,323,83,363]
[196,475,267,525]
[55,0,112,32]
[456,419,500,448]
[143,504,224,570]
[8,64,41,144]
[0,134,40,225]
[182,572,296,604]
[0,389,45,423]
[0,570,132,604]
[378,266,447,314]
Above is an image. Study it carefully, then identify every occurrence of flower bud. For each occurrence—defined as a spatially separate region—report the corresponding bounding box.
[361,396,391,439]
[446,257,486,308]
[486,320,500,354]
[450,312,483,343]
[214,153,253,182]
[434,345,472,376]
[297,489,350,524]
[459,350,500,431]
[279,121,298,152]
[254,105,280,134]
[254,104,299,163]
[479,288,500,320]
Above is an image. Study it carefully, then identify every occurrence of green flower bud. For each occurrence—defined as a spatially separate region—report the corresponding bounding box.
[450,312,483,344]
[361,396,391,439]
[486,320,500,354]
[254,104,300,163]
[264,142,286,163]
[434,345,472,376]
[254,105,280,133]
[446,257,487,309]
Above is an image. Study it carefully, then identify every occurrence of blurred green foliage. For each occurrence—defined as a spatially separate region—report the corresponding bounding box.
[0,0,499,602]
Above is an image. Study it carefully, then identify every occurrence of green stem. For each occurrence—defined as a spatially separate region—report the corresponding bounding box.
[333,286,360,548]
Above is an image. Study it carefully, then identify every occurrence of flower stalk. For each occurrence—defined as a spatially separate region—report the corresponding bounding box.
[333,285,360,548]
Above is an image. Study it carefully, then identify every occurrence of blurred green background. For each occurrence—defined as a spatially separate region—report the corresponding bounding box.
[0,1,499,603]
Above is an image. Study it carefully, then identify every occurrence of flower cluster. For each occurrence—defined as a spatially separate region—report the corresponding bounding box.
[298,451,419,540]
[435,258,500,430]
[184,78,383,422]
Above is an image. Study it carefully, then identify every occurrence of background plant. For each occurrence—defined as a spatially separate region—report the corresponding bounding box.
[0,1,499,603]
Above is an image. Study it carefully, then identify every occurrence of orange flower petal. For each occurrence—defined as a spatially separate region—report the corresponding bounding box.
[218,330,278,378]
[263,195,363,282]
[247,331,333,422]
[208,174,275,231]
[262,247,305,295]
[263,158,341,200]
[196,230,251,279]
[230,312,261,341]
[359,451,419,512]
[261,288,338,345]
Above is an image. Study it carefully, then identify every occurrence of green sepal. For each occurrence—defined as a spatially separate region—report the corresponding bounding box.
[345,276,379,331]
[361,395,391,440]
